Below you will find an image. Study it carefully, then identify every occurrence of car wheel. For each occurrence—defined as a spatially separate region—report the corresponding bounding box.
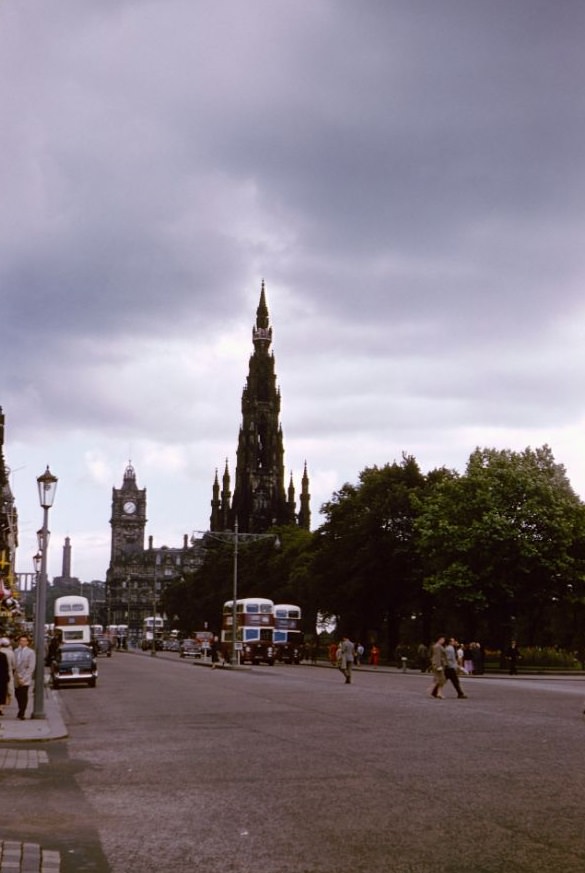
[53,680,60,689]
[88,678,97,688]
[107,651,112,657]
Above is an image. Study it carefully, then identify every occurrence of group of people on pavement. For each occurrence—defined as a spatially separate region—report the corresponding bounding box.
[0,634,36,720]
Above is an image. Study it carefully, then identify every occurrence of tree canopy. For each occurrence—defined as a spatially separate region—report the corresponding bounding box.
[415,446,585,645]
[164,445,585,657]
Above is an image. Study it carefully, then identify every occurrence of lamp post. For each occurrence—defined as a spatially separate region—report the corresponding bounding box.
[32,466,58,720]
[194,521,279,667]
[32,552,42,626]
[151,559,158,657]
[231,519,239,666]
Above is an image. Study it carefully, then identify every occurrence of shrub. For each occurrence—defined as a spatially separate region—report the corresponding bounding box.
[519,647,579,669]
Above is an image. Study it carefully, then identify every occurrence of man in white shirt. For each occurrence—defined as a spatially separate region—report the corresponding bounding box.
[444,637,468,699]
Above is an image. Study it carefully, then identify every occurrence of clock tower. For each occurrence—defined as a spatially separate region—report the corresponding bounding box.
[110,462,147,562]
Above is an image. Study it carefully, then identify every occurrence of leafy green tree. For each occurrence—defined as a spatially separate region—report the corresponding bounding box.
[311,455,429,654]
[416,445,585,646]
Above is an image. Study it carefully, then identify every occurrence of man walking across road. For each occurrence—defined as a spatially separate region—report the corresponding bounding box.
[506,640,522,675]
[14,634,36,720]
[338,636,355,684]
[429,635,447,698]
[444,637,468,699]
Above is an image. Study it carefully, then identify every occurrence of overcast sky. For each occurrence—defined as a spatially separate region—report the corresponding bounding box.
[2,0,585,584]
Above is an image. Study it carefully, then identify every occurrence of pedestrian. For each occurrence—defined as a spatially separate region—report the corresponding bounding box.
[210,635,220,668]
[417,642,430,673]
[456,641,464,669]
[0,643,9,716]
[506,640,522,675]
[338,636,355,684]
[463,642,474,676]
[429,634,447,699]
[0,637,15,710]
[329,641,338,667]
[471,641,485,675]
[46,630,62,666]
[14,634,36,720]
[444,637,468,698]
[369,644,380,667]
[355,642,364,666]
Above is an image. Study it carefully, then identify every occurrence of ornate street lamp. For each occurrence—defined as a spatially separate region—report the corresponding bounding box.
[32,466,58,719]
[33,552,42,575]
[31,551,42,625]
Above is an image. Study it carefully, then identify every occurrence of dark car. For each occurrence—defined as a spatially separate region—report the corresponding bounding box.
[163,639,181,652]
[93,636,113,657]
[179,639,202,659]
[51,643,98,688]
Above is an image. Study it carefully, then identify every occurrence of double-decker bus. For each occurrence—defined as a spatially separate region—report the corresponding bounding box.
[141,615,165,650]
[54,595,91,644]
[273,603,304,664]
[221,597,275,665]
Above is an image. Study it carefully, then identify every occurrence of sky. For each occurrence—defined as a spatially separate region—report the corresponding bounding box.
[2,0,585,584]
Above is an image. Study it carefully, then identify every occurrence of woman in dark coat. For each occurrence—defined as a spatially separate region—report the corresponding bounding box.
[0,648,9,715]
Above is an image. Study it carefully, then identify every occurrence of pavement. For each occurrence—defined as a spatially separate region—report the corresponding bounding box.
[0,676,67,872]
[0,674,68,742]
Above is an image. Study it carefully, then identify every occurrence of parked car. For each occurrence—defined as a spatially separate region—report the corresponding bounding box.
[93,636,113,657]
[163,639,180,652]
[179,639,202,659]
[51,643,98,688]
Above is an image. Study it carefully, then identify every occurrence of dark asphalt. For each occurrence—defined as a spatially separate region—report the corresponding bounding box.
[1,654,584,873]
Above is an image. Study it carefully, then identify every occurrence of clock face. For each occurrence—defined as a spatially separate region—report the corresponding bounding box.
[123,501,137,515]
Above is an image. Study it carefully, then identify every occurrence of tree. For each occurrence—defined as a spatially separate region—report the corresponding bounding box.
[416,445,585,646]
[311,455,429,654]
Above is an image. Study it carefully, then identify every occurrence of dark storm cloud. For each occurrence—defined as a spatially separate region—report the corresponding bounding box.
[3,0,583,356]
[2,1,585,579]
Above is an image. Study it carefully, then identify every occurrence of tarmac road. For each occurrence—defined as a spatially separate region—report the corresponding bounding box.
[2,653,585,873]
